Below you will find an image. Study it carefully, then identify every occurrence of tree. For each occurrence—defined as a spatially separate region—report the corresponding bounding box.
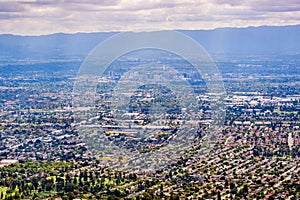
[44,181,54,191]
[160,184,163,198]
[242,185,248,195]
[230,182,235,190]
[225,179,229,188]
[218,191,221,200]
[170,192,180,200]
[68,192,75,200]
[64,183,76,193]
[31,177,39,189]
[83,170,88,182]
[142,189,160,200]
[73,176,78,185]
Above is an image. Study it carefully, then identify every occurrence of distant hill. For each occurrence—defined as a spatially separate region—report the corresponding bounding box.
[0,25,300,60]
[180,25,300,55]
[0,32,116,60]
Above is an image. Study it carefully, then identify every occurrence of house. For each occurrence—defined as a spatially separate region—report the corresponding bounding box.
[0,159,18,167]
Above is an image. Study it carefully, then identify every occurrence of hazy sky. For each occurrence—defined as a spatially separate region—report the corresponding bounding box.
[1,0,300,35]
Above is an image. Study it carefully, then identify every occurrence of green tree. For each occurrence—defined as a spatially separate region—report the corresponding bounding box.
[160,184,163,197]
[68,192,75,200]
[218,191,221,200]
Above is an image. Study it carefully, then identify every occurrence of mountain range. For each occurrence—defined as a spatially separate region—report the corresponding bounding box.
[1,25,300,60]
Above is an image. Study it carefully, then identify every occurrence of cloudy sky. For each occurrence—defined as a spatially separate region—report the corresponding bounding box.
[1,0,300,35]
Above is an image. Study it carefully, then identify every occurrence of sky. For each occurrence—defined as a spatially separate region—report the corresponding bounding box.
[1,0,300,35]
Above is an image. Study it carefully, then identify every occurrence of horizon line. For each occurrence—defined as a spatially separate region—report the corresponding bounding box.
[1,24,300,37]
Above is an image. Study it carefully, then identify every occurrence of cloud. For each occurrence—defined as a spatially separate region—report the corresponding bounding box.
[0,0,299,35]
[0,2,25,12]
[21,0,63,5]
[249,0,300,12]
[64,0,120,6]
[212,0,246,6]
